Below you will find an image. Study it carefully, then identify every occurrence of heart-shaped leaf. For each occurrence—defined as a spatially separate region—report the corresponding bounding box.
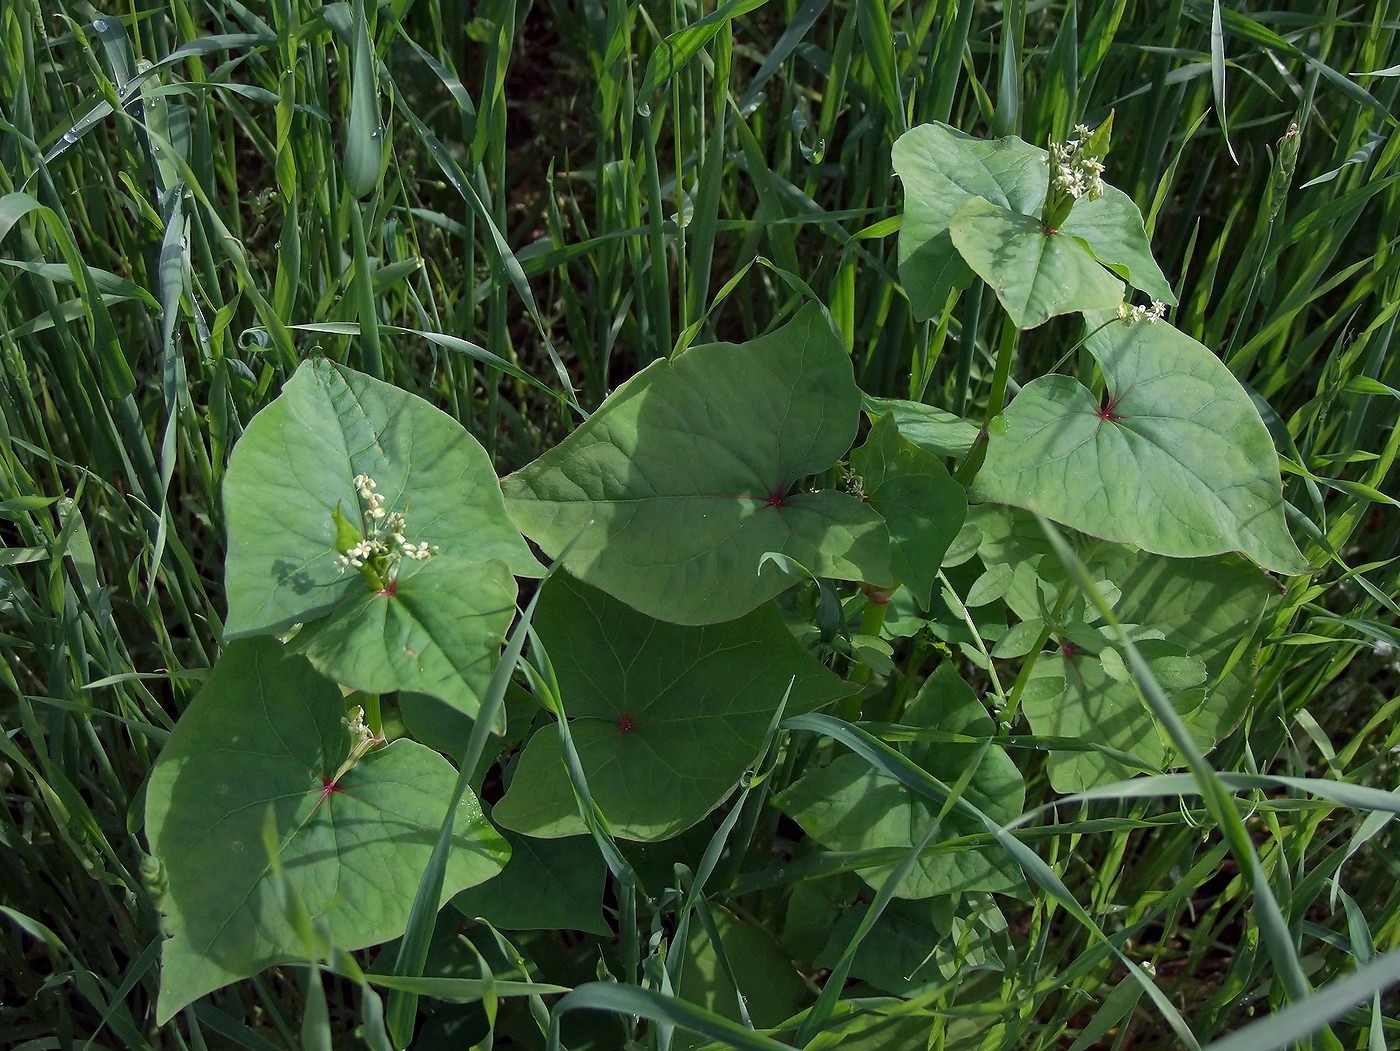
[492,573,855,841]
[972,314,1307,574]
[851,414,966,607]
[144,639,507,1022]
[893,123,1174,321]
[948,198,1125,328]
[290,555,516,720]
[775,664,1024,898]
[223,358,538,639]
[892,123,1046,320]
[503,304,892,625]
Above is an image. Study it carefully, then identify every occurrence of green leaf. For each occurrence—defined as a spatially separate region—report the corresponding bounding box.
[344,0,383,200]
[973,314,1307,574]
[852,415,966,607]
[1061,186,1176,304]
[493,574,855,841]
[676,906,807,1045]
[503,304,892,625]
[804,1010,988,1051]
[289,556,516,721]
[1023,639,1178,791]
[892,123,1046,321]
[980,517,1276,789]
[892,122,1175,320]
[862,394,980,458]
[815,895,1004,994]
[452,831,608,935]
[948,198,1124,328]
[145,639,507,1022]
[637,0,769,103]
[775,665,1024,897]
[223,358,539,639]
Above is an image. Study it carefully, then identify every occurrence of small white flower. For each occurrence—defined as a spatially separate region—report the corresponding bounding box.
[333,474,441,578]
[1118,300,1167,325]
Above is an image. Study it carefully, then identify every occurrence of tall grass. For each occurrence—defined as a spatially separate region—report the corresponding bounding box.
[1,0,1397,1047]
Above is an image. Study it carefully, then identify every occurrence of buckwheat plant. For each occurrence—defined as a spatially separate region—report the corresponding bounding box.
[332,474,439,592]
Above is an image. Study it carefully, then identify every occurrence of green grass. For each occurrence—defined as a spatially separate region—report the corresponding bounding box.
[2,0,1398,1047]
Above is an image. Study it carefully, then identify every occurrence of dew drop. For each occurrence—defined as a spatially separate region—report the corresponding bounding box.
[92,18,107,31]
[636,101,652,118]
[61,131,78,144]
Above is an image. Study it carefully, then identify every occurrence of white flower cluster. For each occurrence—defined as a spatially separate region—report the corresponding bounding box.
[332,703,383,774]
[336,474,439,572]
[1049,125,1106,201]
[341,704,373,747]
[1118,300,1168,325]
[841,463,867,501]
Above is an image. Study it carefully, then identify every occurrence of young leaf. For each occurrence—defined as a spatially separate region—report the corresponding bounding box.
[493,573,855,840]
[144,639,508,1022]
[223,358,539,639]
[344,0,383,200]
[973,314,1307,574]
[503,304,892,625]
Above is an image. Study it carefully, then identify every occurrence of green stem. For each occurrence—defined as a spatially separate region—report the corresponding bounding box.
[840,584,896,719]
[955,313,1019,485]
[1001,583,1074,726]
[881,634,930,724]
[851,585,893,681]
